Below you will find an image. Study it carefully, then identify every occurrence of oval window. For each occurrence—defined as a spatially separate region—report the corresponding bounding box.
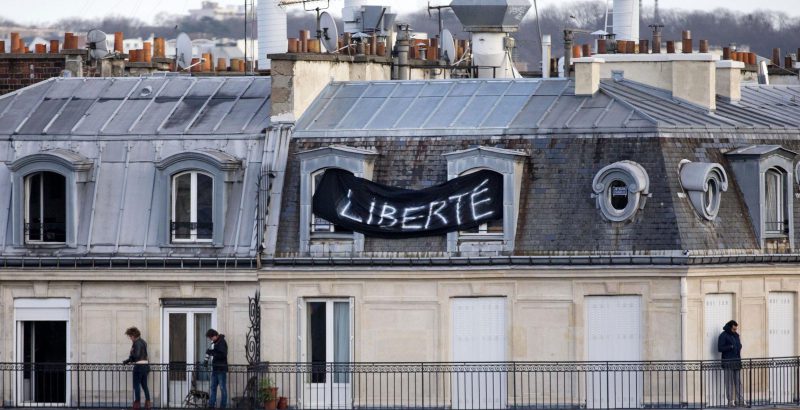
[704,179,718,214]
[609,180,629,211]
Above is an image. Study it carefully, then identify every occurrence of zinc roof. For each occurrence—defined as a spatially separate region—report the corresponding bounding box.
[0,76,271,137]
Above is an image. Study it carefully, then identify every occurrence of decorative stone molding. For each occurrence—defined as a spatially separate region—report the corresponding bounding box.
[592,161,650,223]
[444,146,527,254]
[679,160,729,221]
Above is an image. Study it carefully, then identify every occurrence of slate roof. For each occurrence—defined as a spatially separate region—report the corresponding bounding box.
[277,78,800,257]
[0,76,270,137]
[0,76,269,259]
[294,79,800,137]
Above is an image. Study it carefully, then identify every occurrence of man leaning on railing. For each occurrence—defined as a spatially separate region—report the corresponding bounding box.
[718,320,744,407]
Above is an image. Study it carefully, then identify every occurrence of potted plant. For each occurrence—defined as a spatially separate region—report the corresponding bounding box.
[258,378,279,410]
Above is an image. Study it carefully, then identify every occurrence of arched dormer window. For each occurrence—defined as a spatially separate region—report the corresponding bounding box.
[297,146,377,256]
[25,171,67,243]
[171,171,214,243]
[443,146,527,255]
[9,149,93,247]
[765,167,788,235]
[156,150,242,246]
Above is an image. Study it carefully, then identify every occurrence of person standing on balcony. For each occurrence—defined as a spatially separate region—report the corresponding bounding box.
[205,329,229,408]
[718,320,744,407]
[122,327,151,410]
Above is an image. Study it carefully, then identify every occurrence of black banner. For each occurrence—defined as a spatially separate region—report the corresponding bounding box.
[312,169,503,238]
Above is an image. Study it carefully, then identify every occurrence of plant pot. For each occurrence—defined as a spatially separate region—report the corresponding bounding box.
[277,397,288,409]
[264,387,279,410]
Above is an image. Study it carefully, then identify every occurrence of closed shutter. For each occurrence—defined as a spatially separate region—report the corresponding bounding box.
[769,292,795,357]
[704,294,733,360]
[452,297,506,362]
[586,296,642,362]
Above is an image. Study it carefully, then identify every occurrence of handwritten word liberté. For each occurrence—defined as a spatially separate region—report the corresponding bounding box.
[335,179,496,231]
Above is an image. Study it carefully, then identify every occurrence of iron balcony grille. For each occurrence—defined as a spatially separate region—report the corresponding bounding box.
[24,222,66,242]
[2,358,800,409]
[765,220,789,235]
[170,221,213,241]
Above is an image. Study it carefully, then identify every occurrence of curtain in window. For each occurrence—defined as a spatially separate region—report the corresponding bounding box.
[195,313,212,381]
[333,302,350,383]
[196,174,213,239]
[174,173,192,239]
[765,170,782,233]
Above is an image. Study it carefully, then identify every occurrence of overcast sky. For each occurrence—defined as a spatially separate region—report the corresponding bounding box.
[5,0,800,25]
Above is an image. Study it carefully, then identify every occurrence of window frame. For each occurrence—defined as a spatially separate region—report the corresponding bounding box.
[457,167,505,240]
[155,150,242,248]
[9,150,93,248]
[443,147,527,254]
[592,161,651,223]
[297,146,377,255]
[23,171,67,244]
[764,167,788,237]
[170,170,215,244]
[309,168,354,235]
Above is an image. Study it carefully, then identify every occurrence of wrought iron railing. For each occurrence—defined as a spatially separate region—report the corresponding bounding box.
[2,358,800,408]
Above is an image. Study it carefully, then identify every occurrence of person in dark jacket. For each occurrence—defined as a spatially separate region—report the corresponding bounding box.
[718,320,744,407]
[123,327,151,410]
[205,329,228,408]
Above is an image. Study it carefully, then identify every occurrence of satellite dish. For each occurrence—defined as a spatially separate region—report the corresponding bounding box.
[86,29,110,59]
[441,29,456,64]
[176,32,193,69]
[319,11,338,53]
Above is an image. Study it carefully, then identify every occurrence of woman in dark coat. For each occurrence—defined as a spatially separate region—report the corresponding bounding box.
[123,327,151,410]
[718,320,743,407]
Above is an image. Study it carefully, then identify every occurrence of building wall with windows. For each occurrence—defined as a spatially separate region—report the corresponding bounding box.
[0,76,269,370]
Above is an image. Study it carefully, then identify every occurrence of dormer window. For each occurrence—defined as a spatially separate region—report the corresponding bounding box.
[592,161,650,223]
[311,168,353,234]
[171,171,214,243]
[678,160,729,221]
[727,145,796,249]
[764,167,788,235]
[297,146,377,256]
[25,171,67,243]
[443,147,527,255]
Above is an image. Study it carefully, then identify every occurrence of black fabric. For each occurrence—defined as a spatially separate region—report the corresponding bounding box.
[124,338,148,364]
[312,169,503,238]
[206,335,228,371]
[718,325,742,368]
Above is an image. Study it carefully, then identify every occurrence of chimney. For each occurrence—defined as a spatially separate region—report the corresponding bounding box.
[594,53,719,110]
[574,57,604,95]
[716,60,744,101]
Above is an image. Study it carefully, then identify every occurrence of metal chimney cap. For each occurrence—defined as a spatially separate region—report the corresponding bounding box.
[449,0,531,33]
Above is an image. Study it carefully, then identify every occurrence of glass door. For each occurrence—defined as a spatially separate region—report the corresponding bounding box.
[162,308,216,407]
[300,299,353,409]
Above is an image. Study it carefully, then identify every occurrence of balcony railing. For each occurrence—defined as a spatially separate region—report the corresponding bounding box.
[2,358,800,409]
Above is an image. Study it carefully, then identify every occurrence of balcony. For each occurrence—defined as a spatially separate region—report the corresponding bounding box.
[1,359,799,408]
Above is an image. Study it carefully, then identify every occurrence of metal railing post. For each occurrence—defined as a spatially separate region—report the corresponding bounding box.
[749,358,753,407]
[76,363,80,408]
[700,360,705,409]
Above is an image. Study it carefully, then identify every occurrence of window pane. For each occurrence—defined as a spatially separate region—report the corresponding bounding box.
[194,313,212,381]
[196,173,213,239]
[765,170,781,232]
[27,173,42,241]
[487,218,504,233]
[169,313,187,381]
[308,302,327,383]
[333,302,350,383]
[173,173,192,239]
[42,172,66,242]
[609,180,629,211]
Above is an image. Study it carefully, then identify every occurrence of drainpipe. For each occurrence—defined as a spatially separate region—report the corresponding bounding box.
[680,276,689,404]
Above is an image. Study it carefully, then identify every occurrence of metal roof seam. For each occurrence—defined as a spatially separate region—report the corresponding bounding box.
[592,97,617,128]
[41,95,74,135]
[597,85,660,127]
[362,83,401,130]
[419,82,458,129]
[563,98,587,129]
[155,79,196,133]
[99,78,143,135]
[476,81,514,129]
[212,77,254,133]
[184,80,227,133]
[128,79,171,134]
[389,83,425,129]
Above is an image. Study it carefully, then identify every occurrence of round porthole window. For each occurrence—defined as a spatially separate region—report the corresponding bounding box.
[679,160,728,221]
[592,161,650,222]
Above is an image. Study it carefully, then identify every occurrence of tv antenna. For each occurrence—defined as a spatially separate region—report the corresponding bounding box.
[427,1,451,55]
[86,29,110,60]
[279,0,331,46]
[318,11,339,53]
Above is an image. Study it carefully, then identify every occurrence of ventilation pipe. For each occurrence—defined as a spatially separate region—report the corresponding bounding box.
[450,0,531,79]
[257,0,288,71]
[542,34,551,78]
